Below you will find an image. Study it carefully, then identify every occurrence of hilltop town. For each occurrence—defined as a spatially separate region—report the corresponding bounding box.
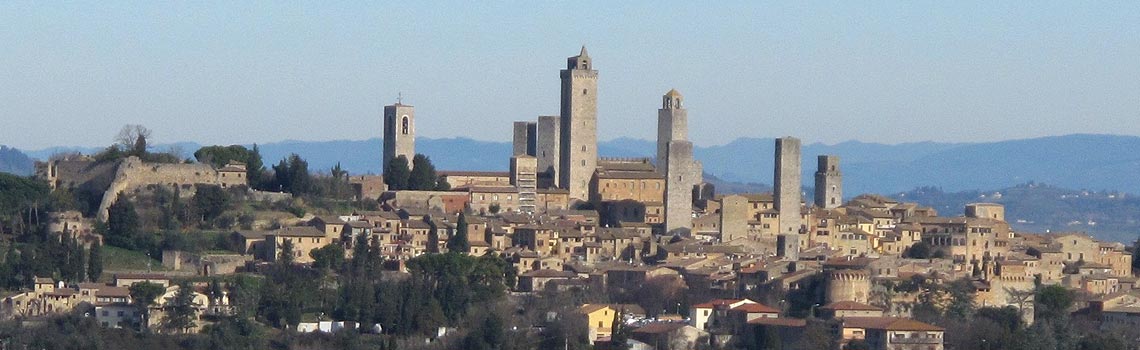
[2,48,1138,350]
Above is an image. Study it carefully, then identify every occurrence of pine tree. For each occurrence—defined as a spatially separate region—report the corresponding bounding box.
[447,213,470,254]
[384,155,411,190]
[106,196,140,249]
[408,154,438,190]
[75,239,87,283]
[165,281,198,333]
[611,307,630,350]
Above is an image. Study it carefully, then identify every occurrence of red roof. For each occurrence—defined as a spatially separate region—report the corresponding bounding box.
[731,303,780,314]
[842,317,944,331]
[692,298,748,309]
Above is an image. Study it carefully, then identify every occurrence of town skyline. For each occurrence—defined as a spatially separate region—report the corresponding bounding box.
[4,2,1140,150]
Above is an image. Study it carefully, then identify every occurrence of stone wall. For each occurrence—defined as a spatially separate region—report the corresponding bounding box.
[96,157,247,221]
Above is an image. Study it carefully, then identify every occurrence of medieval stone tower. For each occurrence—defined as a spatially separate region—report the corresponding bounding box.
[826,270,871,303]
[658,89,694,235]
[536,116,561,188]
[513,121,537,156]
[383,101,415,174]
[774,137,802,260]
[814,155,842,209]
[559,46,598,201]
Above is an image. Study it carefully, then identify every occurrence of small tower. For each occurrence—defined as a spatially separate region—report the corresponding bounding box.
[814,155,842,209]
[559,46,599,201]
[512,121,537,156]
[383,99,415,174]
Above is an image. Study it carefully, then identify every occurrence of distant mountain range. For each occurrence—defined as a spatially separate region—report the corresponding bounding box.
[5,134,1140,195]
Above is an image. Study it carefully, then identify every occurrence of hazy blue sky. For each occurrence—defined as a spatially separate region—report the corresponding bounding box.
[2,1,1139,150]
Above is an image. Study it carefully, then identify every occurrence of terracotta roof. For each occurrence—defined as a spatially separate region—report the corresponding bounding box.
[842,317,943,331]
[95,286,131,298]
[693,298,748,309]
[274,226,325,237]
[314,216,346,225]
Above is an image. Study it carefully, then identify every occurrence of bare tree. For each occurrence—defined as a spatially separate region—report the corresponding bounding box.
[115,124,152,155]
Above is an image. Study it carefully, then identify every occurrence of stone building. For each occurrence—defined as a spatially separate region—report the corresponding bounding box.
[559,46,598,201]
[657,89,696,236]
[512,121,537,156]
[382,100,415,174]
[814,155,842,209]
[536,115,561,188]
[774,137,802,260]
[511,155,539,213]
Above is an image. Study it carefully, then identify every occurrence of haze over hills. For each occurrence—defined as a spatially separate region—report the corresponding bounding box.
[6,134,1140,195]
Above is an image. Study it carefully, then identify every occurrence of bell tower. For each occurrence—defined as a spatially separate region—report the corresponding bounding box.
[383,98,415,175]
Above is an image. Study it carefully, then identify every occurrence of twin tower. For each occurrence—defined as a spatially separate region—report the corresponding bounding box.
[513,47,699,233]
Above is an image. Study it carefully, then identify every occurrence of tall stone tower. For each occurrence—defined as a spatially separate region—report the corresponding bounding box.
[658,89,694,235]
[512,121,537,156]
[559,46,598,201]
[774,137,801,260]
[536,115,561,188]
[814,155,842,209]
[657,89,688,173]
[383,101,415,174]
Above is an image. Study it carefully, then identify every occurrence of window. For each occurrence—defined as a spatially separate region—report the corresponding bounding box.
[583,89,588,95]
[402,116,410,134]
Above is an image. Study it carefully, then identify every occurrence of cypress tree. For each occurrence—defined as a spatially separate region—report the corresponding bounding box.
[87,241,103,282]
[447,213,470,254]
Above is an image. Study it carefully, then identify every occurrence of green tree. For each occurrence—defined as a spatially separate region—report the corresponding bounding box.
[193,145,253,168]
[903,241,933,259]
[435,175,451,191]
[426,218,440,253]
[843,339,870,350]
[271,154,312,195]
[248,144,266,190]
[610,307,630,350]
[408,154,438,190]
[192,184,231,223]
[310,244,346,271]
[1036,284,1074,321]
[129,281,166,308]
[447,213,470,254]
[106,196,140,249]
[384,155,411,190]
[278,239,296,265]
[165,281,198,333]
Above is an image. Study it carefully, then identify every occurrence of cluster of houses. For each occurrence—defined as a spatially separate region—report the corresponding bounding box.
[1,273,228,333]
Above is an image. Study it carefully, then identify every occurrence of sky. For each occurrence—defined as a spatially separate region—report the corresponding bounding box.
[2,1,1139,150]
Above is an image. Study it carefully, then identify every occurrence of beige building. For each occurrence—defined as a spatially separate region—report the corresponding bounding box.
[266,226,329,264]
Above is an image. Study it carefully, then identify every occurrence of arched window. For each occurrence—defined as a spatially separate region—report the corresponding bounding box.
[401,116,410,134]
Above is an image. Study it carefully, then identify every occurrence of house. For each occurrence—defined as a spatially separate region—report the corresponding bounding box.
[516,269,577,292]
[630,322,708,350]
[577,304,619,344]
[689,298,759,331]
[819,301,884,319]
[840,317,944,350]
[265,226,329,264]
[114,274,171,288]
